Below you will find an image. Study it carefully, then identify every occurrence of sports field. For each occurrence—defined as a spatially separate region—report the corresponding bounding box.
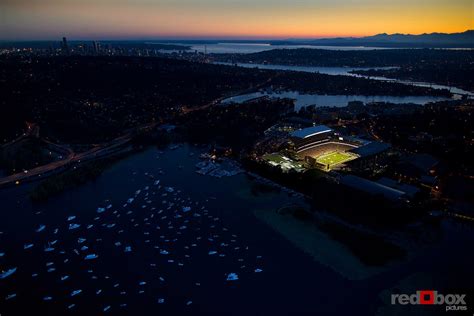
[263,153,305,172]
[263,153,287,164]
[316,151,356,168]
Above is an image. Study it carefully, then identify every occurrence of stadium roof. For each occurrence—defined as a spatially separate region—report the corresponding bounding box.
[290,125,332,139]
[342,135,371,146]
[402,153,439,174]
[350,141,391,158]
[377,177,420,198]
[340,175,405,201]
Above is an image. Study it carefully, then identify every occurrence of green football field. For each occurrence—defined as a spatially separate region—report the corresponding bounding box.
[263,153,286,164]
[316,151,356,167]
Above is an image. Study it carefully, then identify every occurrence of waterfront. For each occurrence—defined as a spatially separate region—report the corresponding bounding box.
[2,0,474,314]
[158,42,395,54]
[218,62,474,97]
[182,43,473,54]
[221,90,448,109]
[1,144,474,315]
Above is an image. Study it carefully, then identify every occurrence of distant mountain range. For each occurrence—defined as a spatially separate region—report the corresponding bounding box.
[282,30,474,48]
[2,30,473,49]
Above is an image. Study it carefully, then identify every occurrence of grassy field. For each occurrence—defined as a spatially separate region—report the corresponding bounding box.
[263,153,287,164]
[262,153,305,172]
[316,151,356,168]
[263,154,283,163]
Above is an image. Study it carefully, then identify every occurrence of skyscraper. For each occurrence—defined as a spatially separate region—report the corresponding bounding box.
[61,37,69,55]
[92,41,99,54]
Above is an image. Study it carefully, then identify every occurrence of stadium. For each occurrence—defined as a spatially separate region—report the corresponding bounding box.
[289,125,388,171]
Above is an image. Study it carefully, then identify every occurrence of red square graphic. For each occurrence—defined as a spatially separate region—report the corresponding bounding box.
[419,290,435,305]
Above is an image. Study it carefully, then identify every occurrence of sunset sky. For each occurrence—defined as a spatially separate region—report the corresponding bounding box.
[0,0,473,40]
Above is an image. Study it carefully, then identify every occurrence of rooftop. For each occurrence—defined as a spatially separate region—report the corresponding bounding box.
[350,141,391,158]
[290,125,333,139]
[340,175,405,201]
[377,177,420,198]
[402,153,439,174]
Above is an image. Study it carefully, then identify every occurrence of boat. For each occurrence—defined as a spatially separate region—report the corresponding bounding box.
[0,267,17,279]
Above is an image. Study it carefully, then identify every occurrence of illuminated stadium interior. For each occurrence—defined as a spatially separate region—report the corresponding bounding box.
[261,125,389,172]
[290,125,363,170]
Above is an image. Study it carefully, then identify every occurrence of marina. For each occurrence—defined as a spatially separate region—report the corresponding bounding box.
[1,144,474,315]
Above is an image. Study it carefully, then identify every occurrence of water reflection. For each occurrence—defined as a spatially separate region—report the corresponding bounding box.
[218,62,473,97]
[221,90,448,110]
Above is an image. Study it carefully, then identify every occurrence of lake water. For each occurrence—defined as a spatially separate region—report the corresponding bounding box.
[1,144,473,315]
[219,62,473,97]
[156,42,473,54]
[215,62,395,76]
[221,90,448,109]
[155,42,394,54]
[190,43,394,54]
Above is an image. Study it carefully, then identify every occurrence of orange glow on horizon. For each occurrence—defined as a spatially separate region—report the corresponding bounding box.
[0,0,472,40]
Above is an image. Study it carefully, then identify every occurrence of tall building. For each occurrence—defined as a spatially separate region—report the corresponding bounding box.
[92,41,99,54]
[61,37,69,54]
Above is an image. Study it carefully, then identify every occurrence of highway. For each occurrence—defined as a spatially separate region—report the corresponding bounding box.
[181,74,279,114]
[0,123,157,188]
[0,75,276,188]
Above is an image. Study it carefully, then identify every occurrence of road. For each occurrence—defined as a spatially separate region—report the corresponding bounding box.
[0,75,277,188]
[0,122,158,188]
[181,74,279,114]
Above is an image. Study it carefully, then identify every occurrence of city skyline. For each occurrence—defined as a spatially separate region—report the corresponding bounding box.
[1,1,474,315]
[0,0,473,40]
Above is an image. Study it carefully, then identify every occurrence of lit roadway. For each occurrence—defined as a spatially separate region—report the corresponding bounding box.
[181,73,279,114]
[0,75,276,188]
[0,123,157,188]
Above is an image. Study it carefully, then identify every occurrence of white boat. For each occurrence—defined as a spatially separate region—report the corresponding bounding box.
[0,267,17,279]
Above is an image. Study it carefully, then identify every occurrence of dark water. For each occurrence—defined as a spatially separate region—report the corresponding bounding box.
[156,42,395,54]
[218,62,473,97]
[221,90,448,109]
[1,144,473,315]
